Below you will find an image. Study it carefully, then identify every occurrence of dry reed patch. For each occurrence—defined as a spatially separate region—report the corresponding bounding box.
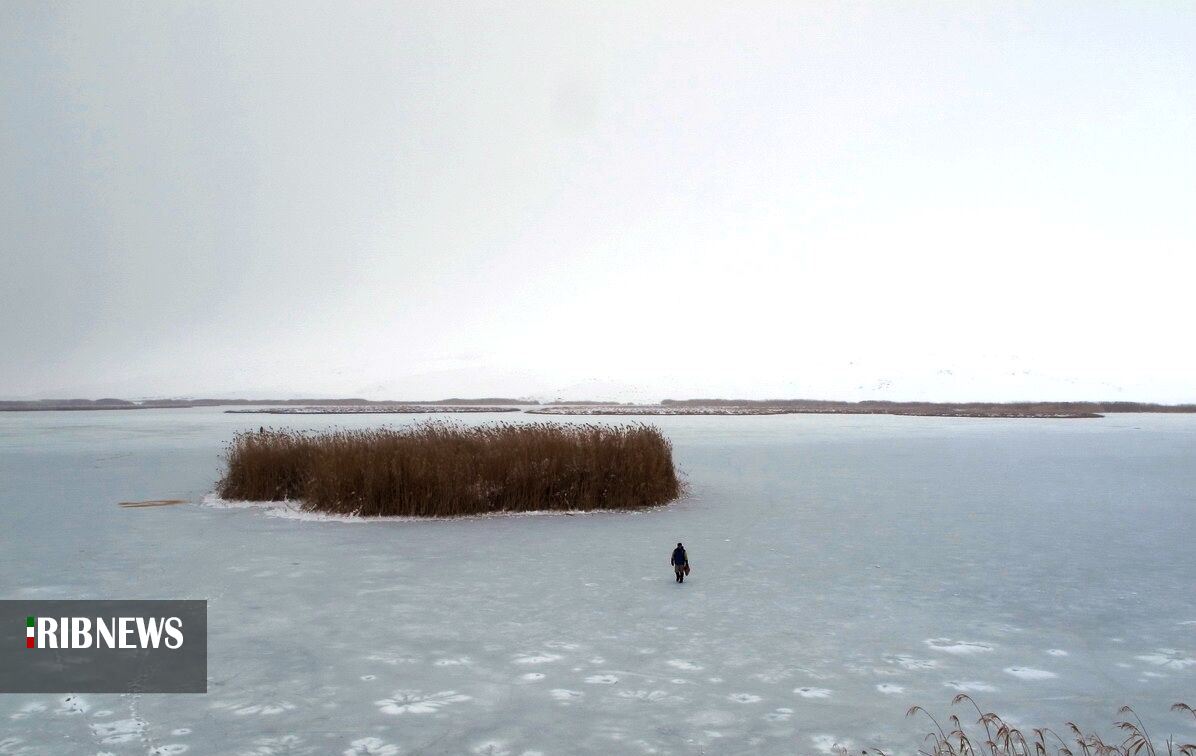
[851,696,1196,756]
[217,422,680,517]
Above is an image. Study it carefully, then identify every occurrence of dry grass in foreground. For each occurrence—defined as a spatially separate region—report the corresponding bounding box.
[846,696,1196,756]
[217,422,680,516]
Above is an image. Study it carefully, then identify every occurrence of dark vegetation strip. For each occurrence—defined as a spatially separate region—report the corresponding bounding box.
[661,399,1196,414]
[217,422,680,517]
[534,399,1196,417]
[530,405,1103,418]
[225,406,520,414]
[0,397,532,411]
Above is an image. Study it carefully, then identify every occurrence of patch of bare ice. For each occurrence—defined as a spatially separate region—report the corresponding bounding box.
[944,681,998,692]
[812,734,852,754]
[1135,649,1196,670]
[90,718,146,745]
[549,689,583,703]
[728,693,762,704]
[375,690,471,714]
[344,737,400,756]
[618,690,669,702]
[512,653,562,665]
[10,701,48,720]
[925,639,994,655]
[885,654,940,671]
[1004,667,1057,680]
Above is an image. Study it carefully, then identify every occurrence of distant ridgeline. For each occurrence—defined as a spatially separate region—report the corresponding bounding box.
[660,399,1196,411]
[529,400,1196,418]
[4,397,1196,418]
[657,399,1196,418]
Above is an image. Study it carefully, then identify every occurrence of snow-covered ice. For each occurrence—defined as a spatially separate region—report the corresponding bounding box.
[1003,666,1058,680]
[1,408,1195,753]
[925,638,995,655]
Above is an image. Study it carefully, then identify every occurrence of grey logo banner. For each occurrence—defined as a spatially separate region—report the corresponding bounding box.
[0,600,206,693]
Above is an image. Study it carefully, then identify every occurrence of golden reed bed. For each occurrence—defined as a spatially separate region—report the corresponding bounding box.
[217,422,680,517]
[851,696,1195,756]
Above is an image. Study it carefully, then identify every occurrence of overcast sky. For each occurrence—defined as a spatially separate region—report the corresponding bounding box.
[2,2,1193,401]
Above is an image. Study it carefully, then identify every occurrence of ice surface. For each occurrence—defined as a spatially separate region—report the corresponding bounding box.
[1,409,1195,754]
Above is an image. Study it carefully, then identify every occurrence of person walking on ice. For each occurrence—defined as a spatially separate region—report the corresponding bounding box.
[671,542,689,583]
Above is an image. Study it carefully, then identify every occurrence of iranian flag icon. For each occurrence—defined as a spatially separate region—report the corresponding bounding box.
[26,616,35,648]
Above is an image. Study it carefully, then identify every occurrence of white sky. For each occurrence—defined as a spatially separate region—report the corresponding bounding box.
[2,2,1193,402]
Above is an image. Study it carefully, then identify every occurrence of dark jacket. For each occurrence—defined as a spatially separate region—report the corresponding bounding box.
[671,547,688,566]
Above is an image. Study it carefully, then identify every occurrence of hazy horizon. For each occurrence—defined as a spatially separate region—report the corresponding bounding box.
[3,2,1194,403]
[6,394,1196,407]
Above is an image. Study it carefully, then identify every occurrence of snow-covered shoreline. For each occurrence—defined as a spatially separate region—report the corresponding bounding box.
[200,493,660,523]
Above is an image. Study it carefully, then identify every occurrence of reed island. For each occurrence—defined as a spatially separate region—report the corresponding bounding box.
[217,422,680,517]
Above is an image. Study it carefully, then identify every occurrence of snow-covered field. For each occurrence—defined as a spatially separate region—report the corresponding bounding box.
[1,409,1194,755]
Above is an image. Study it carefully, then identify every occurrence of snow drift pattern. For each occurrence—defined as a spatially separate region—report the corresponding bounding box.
[217,422,680,516]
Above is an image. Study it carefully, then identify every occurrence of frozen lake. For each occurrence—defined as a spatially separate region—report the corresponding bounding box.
[2,409,1194,755]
